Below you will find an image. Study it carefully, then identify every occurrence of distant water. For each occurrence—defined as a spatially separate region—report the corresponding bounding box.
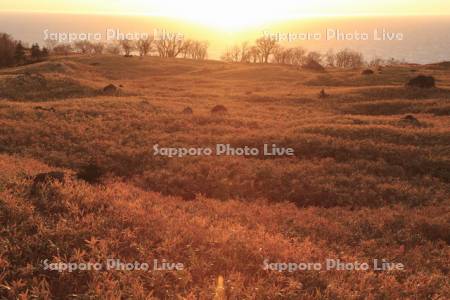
[0,12,449,64]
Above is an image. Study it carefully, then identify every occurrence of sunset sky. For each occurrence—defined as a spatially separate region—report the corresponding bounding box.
[2,0,450,29]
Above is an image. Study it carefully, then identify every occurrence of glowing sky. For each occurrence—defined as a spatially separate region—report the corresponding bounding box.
[2,0,450,29]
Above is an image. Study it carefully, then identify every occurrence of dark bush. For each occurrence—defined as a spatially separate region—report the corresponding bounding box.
[406,75,435,88]
[182,107,193,114]
[361,69,374,75]
[211,105,228,114]
[103,84,118,94]
[302,59,325,72]
[77,163,103,184]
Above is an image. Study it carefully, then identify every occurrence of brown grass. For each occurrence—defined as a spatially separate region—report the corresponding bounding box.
[0,55,449,298]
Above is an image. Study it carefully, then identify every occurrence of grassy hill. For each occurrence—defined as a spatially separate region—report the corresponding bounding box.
[0,56,449,298]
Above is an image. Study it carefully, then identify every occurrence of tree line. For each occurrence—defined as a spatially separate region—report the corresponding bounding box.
[0,31,209,68]
[221,37,404,68]
[46,37,208,60]
[1,31,405,69]
[0,33,49,68]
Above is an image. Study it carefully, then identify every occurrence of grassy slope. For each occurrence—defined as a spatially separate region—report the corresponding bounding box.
[1,155,448,299]
[0,56,449,298]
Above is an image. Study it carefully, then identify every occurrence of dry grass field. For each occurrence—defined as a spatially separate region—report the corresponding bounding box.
[0,55,449,299]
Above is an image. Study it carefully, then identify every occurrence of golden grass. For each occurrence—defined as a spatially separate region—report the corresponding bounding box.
[0,55,449,298]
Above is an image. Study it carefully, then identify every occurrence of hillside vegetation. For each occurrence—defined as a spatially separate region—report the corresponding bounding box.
[0,56,449,299]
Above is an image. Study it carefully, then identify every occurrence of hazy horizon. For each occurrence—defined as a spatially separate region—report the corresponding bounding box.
[1,12,450,64]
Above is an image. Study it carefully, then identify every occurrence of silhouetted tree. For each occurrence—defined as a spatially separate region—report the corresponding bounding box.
[239,41,251,63]
[137,37,153,57]
[255,37,278,63]
[92,42,105,55]
[74,41,92,54]
[335,49,364,68]
[119,39,135,56]
[325,49,336,67]
[221,42,250,63]
[249,46,261,63]
[30,43,42,60]
[273,46,295,64]
[53,44,73,56]
[0,33,16,67]
[44,39,58,53]
[291,47,306,65]
[306,51,322,64]
[14,41,26,64]
[105,42,121,55]
[155,36,184,58]
[41,47,49,58]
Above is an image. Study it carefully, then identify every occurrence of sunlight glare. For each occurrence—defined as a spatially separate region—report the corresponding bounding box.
[134,0,298,30]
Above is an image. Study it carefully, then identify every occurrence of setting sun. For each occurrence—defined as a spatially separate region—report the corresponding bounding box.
[137,0,306,30]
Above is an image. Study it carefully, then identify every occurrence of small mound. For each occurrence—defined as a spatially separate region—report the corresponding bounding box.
[211,105,228,114]
[406,75,435,89]
[182,107,193,114]
[426,61,450,70]
[399,115,421,126]
[302,60,325,72]
[361,69,374,75]
[103,84,119,95]
[9,72,47,88]
[18,61,78,75]
[0,72,98,101]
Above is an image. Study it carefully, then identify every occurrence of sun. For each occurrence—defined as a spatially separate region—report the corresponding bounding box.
[134,0,295,30]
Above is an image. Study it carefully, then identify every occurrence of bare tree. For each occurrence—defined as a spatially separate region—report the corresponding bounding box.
[74,40,93,55]
[239,41,251,63]
[306,51,322,64]
[255,37,278,63]
[189,41,208,60]
[335,49,364,68]
[273,46,295,64]
[249,46,261,63]
[291,47,306,66]
[180,39,193,58]
[91,42,105,55]
[44,39,59,53]
[368,57,385,67]
[221,48,234,62]
[119,39,135,56]
[53,44,73,56]
[155,36,184,58]
[221,41,251,63]
[221,45,241,62]
[137,36,153,57]
[325,49,336,67]
[105,42,121,55]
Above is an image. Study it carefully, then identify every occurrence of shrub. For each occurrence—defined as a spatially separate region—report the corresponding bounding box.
[407,75,435,88]
[182,107,193,114]
[211,105,228,114]
[361,69,374,75]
